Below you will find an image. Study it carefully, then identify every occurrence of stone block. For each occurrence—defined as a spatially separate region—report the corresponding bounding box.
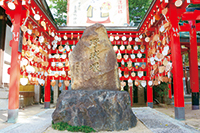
[52,90,137,131]
[0,99,8,110]
[0,90,9,99]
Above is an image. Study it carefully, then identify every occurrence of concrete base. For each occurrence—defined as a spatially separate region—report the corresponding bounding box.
[7,109,18,123]
[44,102,50,109]
[192,105,199,110]
[192,92,199,110]
[147,102,153,108]
[175,107,185,120]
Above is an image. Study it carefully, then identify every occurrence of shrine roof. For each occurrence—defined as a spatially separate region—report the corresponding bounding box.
[37,0,54,21]
[180,32,200,38]
[34,0,57,29]
[36,0,200,44]
[180,32,200,43]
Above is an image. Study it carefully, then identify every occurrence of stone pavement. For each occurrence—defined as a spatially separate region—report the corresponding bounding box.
[154,104,200,131]
[0,108,54,133]
[133,107,200,133]
[0,104,199,133]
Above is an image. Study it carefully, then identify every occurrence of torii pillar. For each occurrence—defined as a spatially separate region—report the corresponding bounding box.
[147,66,153,108]
[0,7,7,88]
[44,56,51,108]
[189,20,199,110]
[147,85,153,108]
[7,6,23,122]
[169,2,185,120]
[44,76,51,108]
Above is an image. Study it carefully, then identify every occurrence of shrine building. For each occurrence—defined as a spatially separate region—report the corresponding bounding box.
[0,0,199,123]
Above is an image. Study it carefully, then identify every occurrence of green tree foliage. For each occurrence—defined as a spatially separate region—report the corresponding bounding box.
[128,0,152,23]
[48,0,153,26]
[188,4,200,7]
[153,82,169,98]
[179,4,200,25]
[49,0,67,26]
[183,46,200,66]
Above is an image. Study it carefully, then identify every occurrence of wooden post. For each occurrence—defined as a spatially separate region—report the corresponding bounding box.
[189,20,199,110]
[0,7,7,87]
[188,53,192,93]
[65,86,68,90]
[147,60,153,108]
[169,2,185,120]
[44,54,51,108]
[53,80,58,104]
[168,83,172,99]
[184,61,189,94]
[7,6,22,123]
[129,86,133,106]
[44,76,51,108]
[147,84,153,108]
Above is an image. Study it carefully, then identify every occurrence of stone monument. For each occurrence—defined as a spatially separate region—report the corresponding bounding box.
[69,23,120,90]
[52,23,137,131]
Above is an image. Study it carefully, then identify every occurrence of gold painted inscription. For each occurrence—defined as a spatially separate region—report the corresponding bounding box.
[89,38,101,72]
[75,62,79,76]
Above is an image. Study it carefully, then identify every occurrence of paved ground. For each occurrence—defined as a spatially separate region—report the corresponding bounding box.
[0,104,54,133]
[133,107,199,133]
[154,104,200,131]
[0,105,47,129]
[0,109,54,133]
[45,119,152,133]
[0,104,199,133]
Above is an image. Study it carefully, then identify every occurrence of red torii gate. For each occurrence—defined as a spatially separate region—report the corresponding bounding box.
[1,0,56,122]
[179,8,200,110]
[138,0,200,120]
[0,0,200,123]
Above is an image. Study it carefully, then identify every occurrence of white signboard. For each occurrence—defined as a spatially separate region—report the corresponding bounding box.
[67,0,129,26]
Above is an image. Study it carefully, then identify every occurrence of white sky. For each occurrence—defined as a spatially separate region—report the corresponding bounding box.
[46,0,57,17]
[46,0,51,6]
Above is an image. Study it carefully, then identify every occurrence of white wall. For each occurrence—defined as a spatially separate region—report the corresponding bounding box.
[0,25,12,110]
[2,25,12,84]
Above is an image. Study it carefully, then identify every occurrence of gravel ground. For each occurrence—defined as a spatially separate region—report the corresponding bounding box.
[44,119,152,133]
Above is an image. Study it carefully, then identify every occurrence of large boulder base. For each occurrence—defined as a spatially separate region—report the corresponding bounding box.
[69,23,120,90]
[52,90,137,131]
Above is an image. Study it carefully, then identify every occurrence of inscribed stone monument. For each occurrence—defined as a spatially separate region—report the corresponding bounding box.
[69,23,120,90]
[52,23,137,131]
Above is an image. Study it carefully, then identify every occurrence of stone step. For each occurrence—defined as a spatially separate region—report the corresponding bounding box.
[0,88,9,99]
[0,99,8,110]
[0,87,9,110]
